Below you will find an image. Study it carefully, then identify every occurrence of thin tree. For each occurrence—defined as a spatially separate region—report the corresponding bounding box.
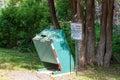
[96,0,108,67]
[48,0,60,29]
[104,0,114,67]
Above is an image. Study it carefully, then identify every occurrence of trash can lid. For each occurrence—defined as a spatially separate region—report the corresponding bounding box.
[33,29,62,41]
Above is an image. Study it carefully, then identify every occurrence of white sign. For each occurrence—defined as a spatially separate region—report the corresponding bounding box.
[71,23,82,40]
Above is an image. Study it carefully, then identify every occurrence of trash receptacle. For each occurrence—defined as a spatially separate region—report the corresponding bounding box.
[32,29,74,74]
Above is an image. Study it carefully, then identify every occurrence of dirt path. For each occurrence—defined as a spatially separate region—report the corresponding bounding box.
[0,69,77,80]
[0,70,38,80]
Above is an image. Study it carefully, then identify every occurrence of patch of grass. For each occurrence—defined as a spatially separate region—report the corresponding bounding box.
[0,72,7,80]
[0,48,43,70]
[0,77,7,80]
[77,64,120,80]
[53,64,120,80]
[0,48,120,80]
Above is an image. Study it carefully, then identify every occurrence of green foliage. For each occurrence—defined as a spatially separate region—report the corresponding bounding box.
[95,22,100,46]
[0,0,51,52]
[94,66,103,72]
[112,26,120,63]
[56,0,72,21]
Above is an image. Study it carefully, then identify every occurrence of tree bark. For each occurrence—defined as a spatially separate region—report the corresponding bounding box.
[69,0,86,70]
[96,0,108,67]
[69,0,77,21]
[104,0,114,67]
[48,0,60,29]
[77,0,86,70]
[96,0,114,67]
[86,0,95,66]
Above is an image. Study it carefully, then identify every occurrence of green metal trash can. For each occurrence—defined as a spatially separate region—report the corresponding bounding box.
[32,29,74,74]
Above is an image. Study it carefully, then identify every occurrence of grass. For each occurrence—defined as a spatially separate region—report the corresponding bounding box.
[0,48,43,70]
[0,72,7,80]
[83,65,120,80]
[65,64,120,80]
[0,48,120,80]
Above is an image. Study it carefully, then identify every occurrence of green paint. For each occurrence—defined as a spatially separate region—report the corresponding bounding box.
[33,29,74,74]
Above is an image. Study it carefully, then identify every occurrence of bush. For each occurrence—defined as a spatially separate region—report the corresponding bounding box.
[56,0,72,21]
[0,0,51,52]
[112,26,120,63]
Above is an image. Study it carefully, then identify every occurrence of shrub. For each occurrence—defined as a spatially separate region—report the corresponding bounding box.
[0,0,51,52]
[56,0,72,21]
[112,26,120,63]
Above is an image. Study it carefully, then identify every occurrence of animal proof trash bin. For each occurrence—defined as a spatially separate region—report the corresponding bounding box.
[32,29,74,74]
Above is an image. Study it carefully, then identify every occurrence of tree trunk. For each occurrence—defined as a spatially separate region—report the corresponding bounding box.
[48,0,60,29]
[69,0,86,70]
[96,0,114,67]
[96,0,108,67]
[86,0,95,66]
[104,0,114,67]
[69,0,77,21]
[77,0,86,70]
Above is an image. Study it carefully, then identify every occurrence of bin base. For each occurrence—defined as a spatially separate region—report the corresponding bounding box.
[37,68,73,75]
[52,70,73,75]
